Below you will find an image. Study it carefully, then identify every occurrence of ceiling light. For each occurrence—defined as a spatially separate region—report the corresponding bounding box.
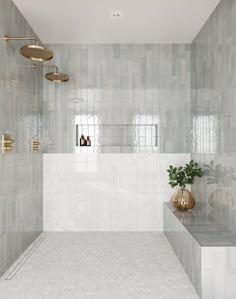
[110,11,122,19]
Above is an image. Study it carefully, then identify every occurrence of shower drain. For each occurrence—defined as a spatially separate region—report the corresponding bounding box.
[5,237,45,280]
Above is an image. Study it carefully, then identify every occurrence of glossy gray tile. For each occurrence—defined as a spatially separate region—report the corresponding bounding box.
[165,203,236,246]
[43,44,191,153]
[164,203,202,296]
[0,0,43,277]
[191,0,236,214]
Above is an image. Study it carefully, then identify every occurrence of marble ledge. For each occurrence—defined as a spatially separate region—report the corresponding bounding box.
[164,202,236,247]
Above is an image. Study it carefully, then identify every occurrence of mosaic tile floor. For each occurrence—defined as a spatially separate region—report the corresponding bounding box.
[0,233,199,299]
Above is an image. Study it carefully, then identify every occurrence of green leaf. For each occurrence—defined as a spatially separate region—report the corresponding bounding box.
[167,160,203,188]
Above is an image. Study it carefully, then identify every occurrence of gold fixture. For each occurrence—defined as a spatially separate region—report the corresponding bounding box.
[18,64,69,83]
[35,64,69,82]
[1,134,14,154]
[45,70,69,83]
[0,35,53,61]
[31,139,40,153]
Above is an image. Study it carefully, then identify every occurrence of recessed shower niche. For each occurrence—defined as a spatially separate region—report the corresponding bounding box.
[75,124,158,153]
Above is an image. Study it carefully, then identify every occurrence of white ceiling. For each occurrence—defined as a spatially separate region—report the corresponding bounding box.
[13,0,220,44]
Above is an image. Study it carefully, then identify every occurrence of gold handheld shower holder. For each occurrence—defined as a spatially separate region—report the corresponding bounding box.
[1,134,15,154]
[0,35,53,61]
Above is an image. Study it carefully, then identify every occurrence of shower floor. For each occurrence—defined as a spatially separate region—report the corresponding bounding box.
[0,233,198,299]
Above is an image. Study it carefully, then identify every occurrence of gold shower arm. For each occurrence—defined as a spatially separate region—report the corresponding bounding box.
[32,64,59,73]
[0,35,38,45]
[16,64,59,72]
[15,64,69,82]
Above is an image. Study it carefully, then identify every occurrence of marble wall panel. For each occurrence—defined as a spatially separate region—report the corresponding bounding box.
[43,154,190,231]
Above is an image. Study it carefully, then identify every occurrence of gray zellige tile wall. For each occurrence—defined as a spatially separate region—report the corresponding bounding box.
[0,0,43,277]
[43,44,191,153]
[191,0,236,218]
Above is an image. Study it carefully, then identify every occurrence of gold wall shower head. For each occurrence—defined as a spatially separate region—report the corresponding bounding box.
[18,64,69,83]
[21,44,53,61]
[35,64,69,82]
[0,35,53,61]
[45,71,69,83]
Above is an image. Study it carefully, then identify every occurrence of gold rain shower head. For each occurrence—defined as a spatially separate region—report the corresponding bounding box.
[0,35,53,61]
[45,71,69,83]
[23,64,69,83]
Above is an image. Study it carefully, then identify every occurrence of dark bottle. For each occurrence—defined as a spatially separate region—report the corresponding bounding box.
[87,136,91,146]
[80,135,86,146]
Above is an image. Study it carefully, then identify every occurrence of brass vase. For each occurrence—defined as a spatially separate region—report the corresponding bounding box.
[171,188,195,211]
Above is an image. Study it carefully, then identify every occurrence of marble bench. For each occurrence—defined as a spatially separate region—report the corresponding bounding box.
[163,202,236,299]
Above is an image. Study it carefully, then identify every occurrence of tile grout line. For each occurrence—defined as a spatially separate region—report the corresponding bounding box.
[5,238,45,281]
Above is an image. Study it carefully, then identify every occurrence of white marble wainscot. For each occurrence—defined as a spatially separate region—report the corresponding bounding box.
[164,203,236,299]
[43,153,190,231]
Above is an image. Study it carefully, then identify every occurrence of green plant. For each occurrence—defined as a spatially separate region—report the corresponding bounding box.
[167,160,203,189]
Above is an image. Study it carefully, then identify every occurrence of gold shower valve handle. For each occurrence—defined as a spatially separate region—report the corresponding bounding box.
[1,134,14,154]
[31,139,40,153]
[4,146,13,151]
[4,138,14,144]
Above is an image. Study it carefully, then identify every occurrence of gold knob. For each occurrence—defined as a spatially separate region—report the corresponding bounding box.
[4,139,14,144]
[2,134,14,154]
[31,139,40,153]
[4,145,13,151]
